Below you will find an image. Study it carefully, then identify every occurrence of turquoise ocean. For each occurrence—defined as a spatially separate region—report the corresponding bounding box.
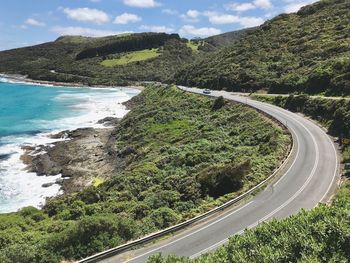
[0,77,139,213]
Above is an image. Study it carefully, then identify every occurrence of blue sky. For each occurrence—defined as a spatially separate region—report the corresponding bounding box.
[0,0,318,51]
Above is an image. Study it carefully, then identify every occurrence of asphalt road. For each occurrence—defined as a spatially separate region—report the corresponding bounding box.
[99,87,339,263]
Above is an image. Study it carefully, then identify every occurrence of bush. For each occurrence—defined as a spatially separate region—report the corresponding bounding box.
[212,96,226,110]
[198,161,251,198]
[150,207,180,229]
[19,206,47,222]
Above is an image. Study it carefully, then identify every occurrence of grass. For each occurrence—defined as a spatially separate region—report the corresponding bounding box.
[101,48,161,67]
[186,42,200,53]
[92,178,104,187]
[186,41,208,53]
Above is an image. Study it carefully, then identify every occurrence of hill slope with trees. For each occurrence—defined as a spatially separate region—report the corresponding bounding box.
[0,33,201,86]
[175,0,350,96]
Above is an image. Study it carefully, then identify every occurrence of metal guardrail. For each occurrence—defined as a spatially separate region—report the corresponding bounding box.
[77,88,295,263]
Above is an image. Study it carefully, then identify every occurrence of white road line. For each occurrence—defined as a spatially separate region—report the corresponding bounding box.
[320,127,339,203]
[273,129,299,188]
[189,238,228,259]
[123,201,254,263]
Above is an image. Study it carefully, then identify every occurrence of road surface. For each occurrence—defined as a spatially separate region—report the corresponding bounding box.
[95,87,340,263]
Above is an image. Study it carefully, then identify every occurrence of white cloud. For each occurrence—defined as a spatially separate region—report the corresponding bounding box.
[283,0,317,13]
[162,9,178,15]
[25,18,46,27]
[123,0,159,8]
[226,0,272,12]
[186,10,201,19]
[114,13,141,24]
[51,26,124,37]
[209,14,240,24]
[208,13,263,27]
[63,8,109,24]
[253,0,272,9]
[238,16,264,27]
[181,9,202,23]
[179,25,221,37]
[226,3,256,12]
[139,25,174,33]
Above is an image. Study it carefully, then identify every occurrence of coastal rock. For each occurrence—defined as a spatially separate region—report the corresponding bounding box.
[42,182,55,188]
[21,125,119,195]
[50,131,69,139]
[97,117,120,126]
[30,153,62,176]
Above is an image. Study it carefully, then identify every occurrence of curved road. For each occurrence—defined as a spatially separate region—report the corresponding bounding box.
[97,87,340,263]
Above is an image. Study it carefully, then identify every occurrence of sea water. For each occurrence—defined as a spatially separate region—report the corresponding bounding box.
[0,78,140,213]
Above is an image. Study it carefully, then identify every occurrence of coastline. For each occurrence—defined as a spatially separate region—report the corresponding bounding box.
[0,73,145,91]
[0,77,141,212]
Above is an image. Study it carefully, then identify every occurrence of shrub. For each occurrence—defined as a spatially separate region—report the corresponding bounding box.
[198,161,251,198]
[212,96,226,110]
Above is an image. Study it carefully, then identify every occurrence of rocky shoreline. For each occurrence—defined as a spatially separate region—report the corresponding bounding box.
[18,89,142,197]
[0,73,144,201]
[20,118,120,194]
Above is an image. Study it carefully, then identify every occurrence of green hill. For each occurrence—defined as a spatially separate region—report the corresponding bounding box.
[202,27,257,48]
[0,33,198,86]
[0,27,262,87]
[175,0,350,96]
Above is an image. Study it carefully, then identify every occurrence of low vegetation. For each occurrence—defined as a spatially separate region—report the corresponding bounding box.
[0,33,200,86]
[0,85,290,262]
[0,27,254,87]
[186,41,202,53]
[101,48,161,66]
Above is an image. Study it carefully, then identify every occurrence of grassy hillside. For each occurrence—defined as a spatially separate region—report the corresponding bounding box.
[0,85,290,263]
[0,26,262,87]
[0,33,197,86]
[175,0,350,96]
[101,48,161,66]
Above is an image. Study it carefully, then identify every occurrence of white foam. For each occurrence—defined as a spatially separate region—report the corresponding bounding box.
[0,84,140,213]
[0,148,63,213]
